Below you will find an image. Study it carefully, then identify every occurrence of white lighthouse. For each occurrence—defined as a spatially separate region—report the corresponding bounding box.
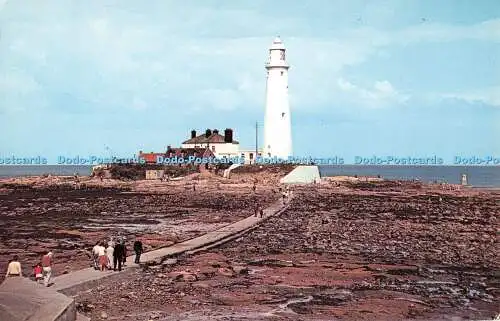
[263,36,292,158]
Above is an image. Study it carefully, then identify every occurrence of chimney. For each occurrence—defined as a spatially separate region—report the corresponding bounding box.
[205,129,212,137]
[224,128,233,143]
[191,130,196,139]
[213,129,219,135]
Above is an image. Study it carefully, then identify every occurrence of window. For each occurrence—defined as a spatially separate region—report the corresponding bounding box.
[212,146,216,152]
[280,50,285,61]
[249,153,254,159]
[281,71,284,76]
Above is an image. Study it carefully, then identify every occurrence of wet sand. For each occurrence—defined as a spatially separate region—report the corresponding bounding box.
[70,179,499,321]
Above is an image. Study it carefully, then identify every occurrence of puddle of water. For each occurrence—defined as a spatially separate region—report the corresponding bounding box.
[273,284,315,290]
[247,268,267,275]
[262,295,314,317]
[80,217,230,237]
[278,295,314,310]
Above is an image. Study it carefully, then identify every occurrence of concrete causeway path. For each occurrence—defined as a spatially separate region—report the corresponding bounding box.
[0,277,75,321]
[0,197,291,321]
[53,198,289,293]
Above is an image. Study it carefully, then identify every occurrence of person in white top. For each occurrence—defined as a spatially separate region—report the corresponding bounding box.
[97,243,107,271]
[41,251,53,287]
[92,242,101,270]
[5,255,22,277]
[106,243,114,269]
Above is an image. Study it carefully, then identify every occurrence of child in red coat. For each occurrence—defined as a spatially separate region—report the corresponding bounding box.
[33,263,43,283]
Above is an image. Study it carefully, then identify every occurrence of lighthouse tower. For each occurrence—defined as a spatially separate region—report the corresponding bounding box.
[263,36,292,158]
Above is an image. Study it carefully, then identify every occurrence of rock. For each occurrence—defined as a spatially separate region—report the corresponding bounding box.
[182,273,197,282]
[195,272,208,281]
[100,311,108,319]
[231,265,249,275]
[168,271,197,282]
[149,258,163,266]
[193,282,210,289]
[162,258,178,266]
[313,289,353,305]
[217,267,235,277]
[248,258,294,267]
[208,260,223,268]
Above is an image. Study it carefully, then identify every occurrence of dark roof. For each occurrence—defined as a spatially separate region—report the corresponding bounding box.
[182,133,239,145]
[165,147,214,158]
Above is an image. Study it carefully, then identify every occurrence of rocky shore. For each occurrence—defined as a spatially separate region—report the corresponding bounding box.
[0,170,498,320]
[0,171,281,280]
[71,179,498,321]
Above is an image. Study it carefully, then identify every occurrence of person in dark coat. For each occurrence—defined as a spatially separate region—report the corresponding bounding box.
[133,239,143,264]
[113,242,125,271]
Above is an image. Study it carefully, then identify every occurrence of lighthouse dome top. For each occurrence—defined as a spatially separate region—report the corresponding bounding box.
[270,36,285,50]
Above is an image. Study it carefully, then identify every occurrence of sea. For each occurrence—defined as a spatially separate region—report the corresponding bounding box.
[0,165,499,187]
[319,165,500,188]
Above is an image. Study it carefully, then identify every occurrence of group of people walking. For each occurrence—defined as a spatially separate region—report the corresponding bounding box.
[92,238,143,272]
[5,251,54,287]
[4,238,145,287]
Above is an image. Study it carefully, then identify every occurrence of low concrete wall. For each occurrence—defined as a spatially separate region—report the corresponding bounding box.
[280,165,321,184]
[0,277,76,321]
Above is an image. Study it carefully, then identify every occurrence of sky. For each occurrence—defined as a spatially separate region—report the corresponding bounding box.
[0,0,499,164]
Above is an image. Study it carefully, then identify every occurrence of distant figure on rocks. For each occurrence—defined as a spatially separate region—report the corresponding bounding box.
[92,242,100,270]
[33,263,43,283]
[97,243,107,271]
[260,207,264,218]
[73,172,80,189]
[106,243,114,269]
[133,239,143,264]
[113,241,125,271]
[41,251,53,287]
[5,255,22,277]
